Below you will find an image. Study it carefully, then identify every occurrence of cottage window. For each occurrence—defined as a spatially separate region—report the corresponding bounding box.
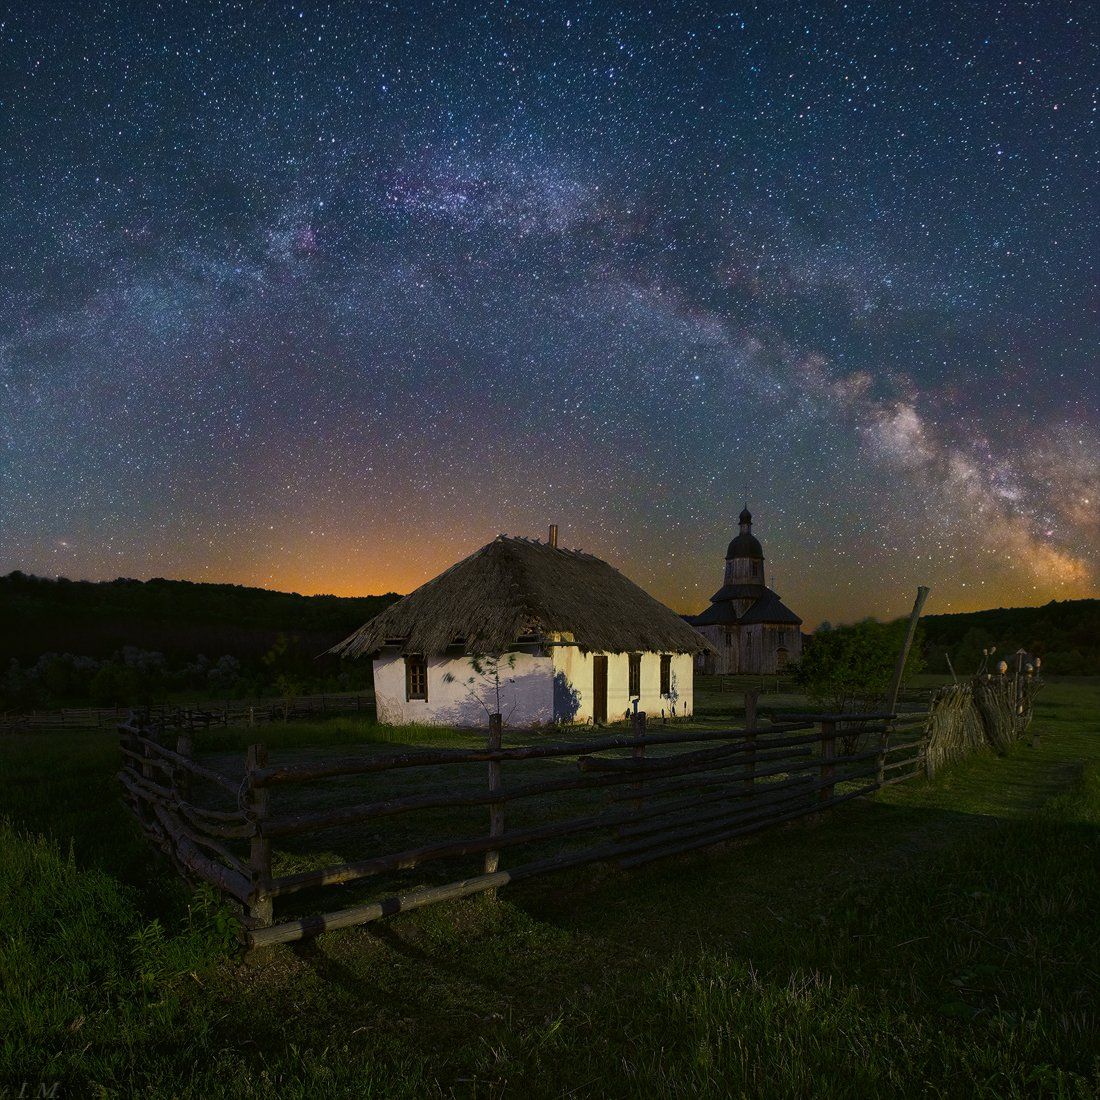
[776,647,789,671]
[660,654,672,695]
[628,653,642,697]
[405,655,428,701]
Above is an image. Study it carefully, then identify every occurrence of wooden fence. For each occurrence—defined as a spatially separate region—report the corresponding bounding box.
[2,690,372,735]
[876,672,1040,785]
[119,705,930,950]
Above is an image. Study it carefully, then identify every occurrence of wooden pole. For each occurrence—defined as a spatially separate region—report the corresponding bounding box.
[246,743,273,927]
[174,732,194,803]
[743,690,758,794]
[140,723,156,785]
[484,714,504,875]
[1029,667,1041,749]
[819,720,836,804]
[885,586,930,715]
[876,722,889,789]
[631,710,647,814]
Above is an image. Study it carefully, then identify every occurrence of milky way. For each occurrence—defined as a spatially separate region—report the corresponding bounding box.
[1,1,1096,625]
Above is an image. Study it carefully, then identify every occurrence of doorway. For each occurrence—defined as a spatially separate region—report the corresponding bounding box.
[592,655,608,724]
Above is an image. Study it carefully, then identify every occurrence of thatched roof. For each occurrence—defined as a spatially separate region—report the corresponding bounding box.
[330,536,711,659]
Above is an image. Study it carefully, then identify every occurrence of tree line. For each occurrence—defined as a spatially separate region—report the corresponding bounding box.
[0,572,400,710]
[2,572,1095,712]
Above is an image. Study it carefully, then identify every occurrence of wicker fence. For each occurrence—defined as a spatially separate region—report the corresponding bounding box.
[116,668,1043,951]
[118,705,930,950]
[879,672,1041,784]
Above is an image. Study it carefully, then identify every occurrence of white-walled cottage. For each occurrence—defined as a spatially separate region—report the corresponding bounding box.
[330,532,711,728]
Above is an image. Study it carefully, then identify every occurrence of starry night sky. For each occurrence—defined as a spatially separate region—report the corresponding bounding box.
[2,1,1096,626]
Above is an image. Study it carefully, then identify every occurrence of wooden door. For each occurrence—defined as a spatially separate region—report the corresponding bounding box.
[592,655,608,725]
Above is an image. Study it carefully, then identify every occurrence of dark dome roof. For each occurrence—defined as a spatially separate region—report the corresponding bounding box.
[726,532,763,559]
[739,506,752,525]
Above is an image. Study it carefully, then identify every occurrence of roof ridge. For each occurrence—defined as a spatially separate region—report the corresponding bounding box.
[329,535,711,658]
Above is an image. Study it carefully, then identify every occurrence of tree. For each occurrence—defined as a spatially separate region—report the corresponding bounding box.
[793,618,925,714]
[443,653,519,724]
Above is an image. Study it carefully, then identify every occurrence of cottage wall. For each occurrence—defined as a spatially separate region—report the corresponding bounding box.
[551,646,693,723]
[373,646,694,727]
[373,651,555,727]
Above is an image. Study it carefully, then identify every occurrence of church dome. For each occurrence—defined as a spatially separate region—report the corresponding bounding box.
[727,506,763,560]
[726,532,763,560]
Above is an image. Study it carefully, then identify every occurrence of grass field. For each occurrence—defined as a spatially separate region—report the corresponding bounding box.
[1,678,1097,1097]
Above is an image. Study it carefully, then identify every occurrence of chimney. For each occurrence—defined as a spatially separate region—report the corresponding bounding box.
[548,524,559,548]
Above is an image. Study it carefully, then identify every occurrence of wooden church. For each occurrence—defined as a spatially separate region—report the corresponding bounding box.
[688,508,803,675]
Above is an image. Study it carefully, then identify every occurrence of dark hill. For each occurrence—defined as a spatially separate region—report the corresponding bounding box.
[919,598,1100,676]
[0,571,401,665]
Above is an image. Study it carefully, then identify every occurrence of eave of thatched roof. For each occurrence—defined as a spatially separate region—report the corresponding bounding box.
[330,536,712,659]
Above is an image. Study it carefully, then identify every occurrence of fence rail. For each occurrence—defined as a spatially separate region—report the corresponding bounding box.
[3,690,372,735]
[116,671,1039,952]
[118,705,900,950]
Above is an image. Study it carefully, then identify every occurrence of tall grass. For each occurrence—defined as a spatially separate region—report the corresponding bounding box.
[0,680,1096,1096]
[0,821,433,1096]
[470,763,1100,1097]
[0,822,229,1089]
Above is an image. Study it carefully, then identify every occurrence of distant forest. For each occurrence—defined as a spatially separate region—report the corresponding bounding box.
[1,572,1096,711]
[918,599,1100,677]
[0,572,400,710]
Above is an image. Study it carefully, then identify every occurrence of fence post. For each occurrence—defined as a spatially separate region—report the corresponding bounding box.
[1028,669,1040,749]
[743,690,758,795]
[174,731,194,803]
[885,586,931,715]
[119,716,144,819]
[820,720,836,804]
[484,713,504,875]
[876,721,890,789]
[630,711,647,814]
[140,726,156,785]
[246,743,273,927]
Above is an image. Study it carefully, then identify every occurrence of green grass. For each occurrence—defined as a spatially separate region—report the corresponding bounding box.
[1,680,1097,1096]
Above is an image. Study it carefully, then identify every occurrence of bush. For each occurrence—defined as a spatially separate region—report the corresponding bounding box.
[794,619,924,712]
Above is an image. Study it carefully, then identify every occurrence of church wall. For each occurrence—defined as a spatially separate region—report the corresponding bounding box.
[724,556,765,585]
[695,623,741,675]
[739,624,803,674]
[693,622,803,675]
